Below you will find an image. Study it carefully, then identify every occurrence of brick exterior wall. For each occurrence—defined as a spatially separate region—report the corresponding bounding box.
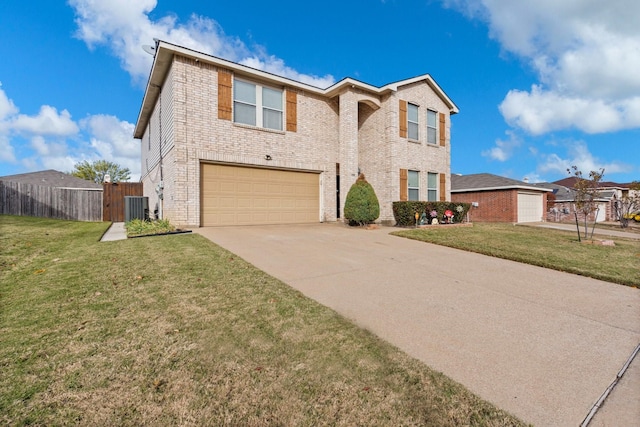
[140,53,454,227]
[452,190,519,223]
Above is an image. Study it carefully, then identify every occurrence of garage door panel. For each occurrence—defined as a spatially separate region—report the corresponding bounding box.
[517,193,543,223]
[201,163,319,226]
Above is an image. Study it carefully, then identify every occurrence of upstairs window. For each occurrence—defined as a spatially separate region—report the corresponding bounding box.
[408,103,419,140]
[408,170,420,201]
[427,110,437,144]
[233,79,283,130]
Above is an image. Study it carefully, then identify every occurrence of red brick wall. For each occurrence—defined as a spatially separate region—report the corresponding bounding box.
[452,189,518,222]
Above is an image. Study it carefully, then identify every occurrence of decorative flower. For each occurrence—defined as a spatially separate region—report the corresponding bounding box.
[430,210,438,218]
[456,205,464,213]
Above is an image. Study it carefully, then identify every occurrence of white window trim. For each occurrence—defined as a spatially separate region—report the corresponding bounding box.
[427,109,438,145]
[408,103,419,141]
[233,78,283,130]
[427,172,438,201]
[408,170,420,201]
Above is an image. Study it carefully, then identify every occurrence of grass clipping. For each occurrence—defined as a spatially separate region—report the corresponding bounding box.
[0,215,525,426]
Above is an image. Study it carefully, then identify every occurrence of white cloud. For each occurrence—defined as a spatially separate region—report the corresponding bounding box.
[11,105,79,136]
[0,84,139,179]
[69,0,335,88]
[80,114,141,180]
[537,140,633,175]
[481,130,521,161]
[0,83,18,122]
[444,0,640,134]
[0,135,16,162]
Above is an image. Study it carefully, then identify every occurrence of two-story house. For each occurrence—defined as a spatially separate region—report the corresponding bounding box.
[133,41,459,227]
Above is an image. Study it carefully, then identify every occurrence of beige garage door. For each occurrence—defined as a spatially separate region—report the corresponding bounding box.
[517,192,543,223]
[201,163,319,226]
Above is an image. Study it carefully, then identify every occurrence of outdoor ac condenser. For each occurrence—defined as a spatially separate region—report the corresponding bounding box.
[124,196,149,222]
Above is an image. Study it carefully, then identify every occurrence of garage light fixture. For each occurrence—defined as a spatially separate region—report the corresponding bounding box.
[265,155,272,161]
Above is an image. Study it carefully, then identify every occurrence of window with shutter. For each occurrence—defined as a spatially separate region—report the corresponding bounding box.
[400,169,408,201]
[286,90,297,132]
[399,100,407,138]
[218,70,232,120]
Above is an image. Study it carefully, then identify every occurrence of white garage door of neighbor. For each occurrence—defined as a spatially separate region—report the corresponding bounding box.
[517,192,543,223]
[201,163,320,226]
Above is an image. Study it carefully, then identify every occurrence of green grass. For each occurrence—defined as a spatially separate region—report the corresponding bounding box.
[393,223,640,287]
[0,215,525,426]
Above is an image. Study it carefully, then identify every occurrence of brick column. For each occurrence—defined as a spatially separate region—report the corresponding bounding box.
[338,90,359,220]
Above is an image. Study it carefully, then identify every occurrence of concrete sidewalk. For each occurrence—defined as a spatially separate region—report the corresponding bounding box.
[100,222,126,241]
[196,223,640,427]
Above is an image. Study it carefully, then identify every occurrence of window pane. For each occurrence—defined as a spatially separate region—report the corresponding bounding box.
[234,80,256,104]
[262,87,282,110]
[408,122,419,140]
[427,127,437,144]
[409,189,419,201]
[408,170,419,187]
[234,102,256,126]
[427,110,437,127]
[263,108,282,130]
[428,172,437,189]
[427,189,437,201]
[408,104,419,122]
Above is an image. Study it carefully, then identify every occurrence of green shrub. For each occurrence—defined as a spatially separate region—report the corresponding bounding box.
[392,201,470,226]
[344,174,380,226]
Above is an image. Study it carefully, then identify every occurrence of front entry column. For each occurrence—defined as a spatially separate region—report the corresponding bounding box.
[338,90,359,220]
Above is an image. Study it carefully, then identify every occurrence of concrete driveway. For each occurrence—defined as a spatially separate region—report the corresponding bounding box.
[195,223,640,426]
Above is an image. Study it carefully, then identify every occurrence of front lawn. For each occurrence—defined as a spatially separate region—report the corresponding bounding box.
[393,223,640,287]
[0,215,524,426]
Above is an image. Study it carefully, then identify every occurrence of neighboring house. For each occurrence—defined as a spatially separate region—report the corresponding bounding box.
[133,40,459,227]
[0,170,102,189]
[451,173,552,223]
[0,169,103,221]
[542,177,637,223]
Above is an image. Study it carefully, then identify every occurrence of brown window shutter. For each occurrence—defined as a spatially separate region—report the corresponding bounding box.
[399,100,407,138]
[400,169,408,201]
[439,173,446,201]
[218,70,232,120]
[286,90,297,132]
[439,113,446,146]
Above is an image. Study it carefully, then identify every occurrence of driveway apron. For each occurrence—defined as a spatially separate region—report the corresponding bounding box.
[195,223,640,427]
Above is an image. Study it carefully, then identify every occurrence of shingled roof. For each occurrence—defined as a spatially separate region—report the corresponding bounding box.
[0,170,102,189]
[451,173,552,193]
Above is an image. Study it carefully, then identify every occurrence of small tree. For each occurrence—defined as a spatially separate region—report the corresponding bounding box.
[343,173,380,226]
[614,181,640,228]
[567,166,604,241]
[71,160,131,184]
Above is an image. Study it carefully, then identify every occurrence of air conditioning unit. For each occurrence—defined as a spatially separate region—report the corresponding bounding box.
[124,196,149,222]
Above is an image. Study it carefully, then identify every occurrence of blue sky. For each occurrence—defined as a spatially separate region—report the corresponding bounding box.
[1,0,638,183]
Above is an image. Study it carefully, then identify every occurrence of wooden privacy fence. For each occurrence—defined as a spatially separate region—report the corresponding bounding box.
[103,182,143,222]
[0,181,103,221]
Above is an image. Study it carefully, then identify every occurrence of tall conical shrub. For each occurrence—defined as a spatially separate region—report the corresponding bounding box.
[343,173,380,226]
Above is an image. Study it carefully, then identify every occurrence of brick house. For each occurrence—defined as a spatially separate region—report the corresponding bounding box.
[451,173,552,223]
[133,41,459,227]
[541,178,636,223]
